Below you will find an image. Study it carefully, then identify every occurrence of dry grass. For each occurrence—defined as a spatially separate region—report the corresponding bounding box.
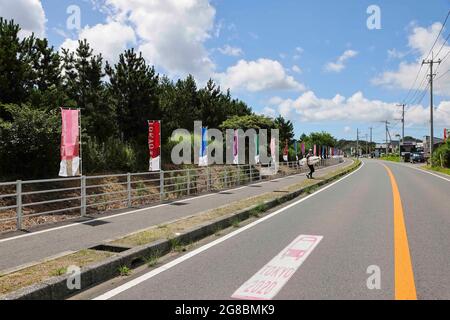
[0,249,114,296]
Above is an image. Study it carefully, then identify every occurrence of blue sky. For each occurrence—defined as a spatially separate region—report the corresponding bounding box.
[3,0,450,142]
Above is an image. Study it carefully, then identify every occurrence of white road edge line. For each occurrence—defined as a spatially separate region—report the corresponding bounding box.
[385,161,450,183]
[93,161,364,300]
[0,161,350,244]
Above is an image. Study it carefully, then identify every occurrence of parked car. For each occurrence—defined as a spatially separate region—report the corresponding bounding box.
[410,152,425,163]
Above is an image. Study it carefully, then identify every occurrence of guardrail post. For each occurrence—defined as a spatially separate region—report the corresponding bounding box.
[127,173,132,208]
[16,180,22,230]
[187,170,191,196]
[81,176,86,217]
[160,171,165,202]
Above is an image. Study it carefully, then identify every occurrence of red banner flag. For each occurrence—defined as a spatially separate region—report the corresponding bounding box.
[148,121,161,171]
[59,109,80,177]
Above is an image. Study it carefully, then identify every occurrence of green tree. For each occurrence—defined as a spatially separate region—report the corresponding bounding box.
[105,48,159,142]
[63,39,117,141]
[0,18,34,107]
[300,132,337,152]
[0,104,60,179]
[274,115,295,144]
[220,114,275,131]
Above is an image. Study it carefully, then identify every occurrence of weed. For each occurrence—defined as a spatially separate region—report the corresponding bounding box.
[118,265,131,276]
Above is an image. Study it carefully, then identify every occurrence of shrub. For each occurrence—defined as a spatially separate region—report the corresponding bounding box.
[432,140,450,168]
[0,104,61,180]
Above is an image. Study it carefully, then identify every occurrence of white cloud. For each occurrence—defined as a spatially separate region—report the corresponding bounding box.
[373,22,450,96]
[387,48,407,59]
[269,91,450,126]
[259,107,277,118]
[63,0,216,80]
[344,126,352,133]
[110,0,216,79]
[293,47,304,60]
[0,0,46,38]
[292,65,302,74]
[324,50,358,73]
[60,21,136,63]
[216,59,305,92]
[218,45,243,57]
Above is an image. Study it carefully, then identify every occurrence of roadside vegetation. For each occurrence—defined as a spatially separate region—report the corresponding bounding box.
[380,155,401,163]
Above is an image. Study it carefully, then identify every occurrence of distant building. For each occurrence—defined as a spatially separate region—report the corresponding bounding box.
[423,136,444,158]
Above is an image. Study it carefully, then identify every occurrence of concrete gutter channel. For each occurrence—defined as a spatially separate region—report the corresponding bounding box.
[2,161,360,300]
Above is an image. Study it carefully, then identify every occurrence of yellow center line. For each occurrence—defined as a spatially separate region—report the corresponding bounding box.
[383,164,417,300]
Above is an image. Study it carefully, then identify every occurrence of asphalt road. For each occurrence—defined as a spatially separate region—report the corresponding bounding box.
[92,159,450,300]
[0,159,350,272]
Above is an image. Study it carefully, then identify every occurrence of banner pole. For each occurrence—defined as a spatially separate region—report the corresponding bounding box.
[79,108,83,176]
[159,120,162,172]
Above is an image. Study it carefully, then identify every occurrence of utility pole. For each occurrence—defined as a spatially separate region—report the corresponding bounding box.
[423,52,441,166]
[356,129,359,158]
[396,103,406,152]
[369,127,373,157]
[385,121,390,155]
[366,134,369,156]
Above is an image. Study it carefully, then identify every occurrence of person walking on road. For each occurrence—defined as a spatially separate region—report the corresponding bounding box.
[306,149,315,179]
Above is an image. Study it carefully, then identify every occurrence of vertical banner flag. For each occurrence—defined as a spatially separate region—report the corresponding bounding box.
[59,108,80,177]
[199,127,208,167]
[313,144,317,156]
[255,134,260,164]
[148,120,161,172]
[301,142,305,156]
[233,130,239,165]
[294,141,299,161]
[270,136,276,163]
[283,140,289,162]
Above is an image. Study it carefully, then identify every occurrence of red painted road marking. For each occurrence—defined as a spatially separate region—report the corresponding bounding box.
[231,235,323,300]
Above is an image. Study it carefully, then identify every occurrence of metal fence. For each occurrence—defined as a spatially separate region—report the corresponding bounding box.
[0,158,342,232]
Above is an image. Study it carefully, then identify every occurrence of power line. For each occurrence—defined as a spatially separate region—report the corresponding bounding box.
[436,68,450,80]
[401,10,450,105]
[424,10,450,62]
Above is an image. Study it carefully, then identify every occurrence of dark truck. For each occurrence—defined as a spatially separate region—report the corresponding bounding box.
[410,152,425,163]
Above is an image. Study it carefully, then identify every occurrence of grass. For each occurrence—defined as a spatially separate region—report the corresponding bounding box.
[423,166,450,176]
[144,251,160,268]
[231,218,240,228]
[380,155,401,163]
[118,265,131,276]
[0,249,114,296]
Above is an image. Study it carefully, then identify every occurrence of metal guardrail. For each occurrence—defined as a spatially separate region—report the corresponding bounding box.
[0,159,343,232]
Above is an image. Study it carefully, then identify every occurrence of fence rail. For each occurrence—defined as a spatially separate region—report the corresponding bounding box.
[0,158,343,232]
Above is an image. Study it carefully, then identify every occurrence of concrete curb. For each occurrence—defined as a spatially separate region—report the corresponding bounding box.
[2,160,360,300]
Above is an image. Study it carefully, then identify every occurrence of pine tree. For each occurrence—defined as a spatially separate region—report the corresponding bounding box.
[62,39,117,141]
[0,18,34,107]
[105,49,159,142]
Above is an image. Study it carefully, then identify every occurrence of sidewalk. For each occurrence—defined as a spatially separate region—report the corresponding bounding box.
[0,159,352,273]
